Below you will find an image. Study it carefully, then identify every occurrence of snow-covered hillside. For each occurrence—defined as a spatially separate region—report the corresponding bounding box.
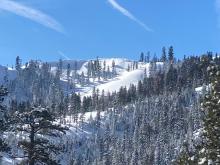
[0,58,164,100]
[59,58,162,96]
[1,54,215,165]
[84,68,145,96]
[0,58,165,164]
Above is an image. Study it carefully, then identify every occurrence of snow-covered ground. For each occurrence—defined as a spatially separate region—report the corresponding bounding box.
[81,61,165,96]
[1,110,108,165]
[195,84,210,94]
[83,69,146,96]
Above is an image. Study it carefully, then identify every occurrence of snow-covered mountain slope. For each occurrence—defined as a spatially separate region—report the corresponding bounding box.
[84,68,145,96]
[80,61,164,96]
[0,58,163,101]
[46,58,153,95]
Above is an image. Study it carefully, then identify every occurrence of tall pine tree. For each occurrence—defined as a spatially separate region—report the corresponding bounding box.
[199,65,220,164]
[15,106,68,165]
[168,46,174,63]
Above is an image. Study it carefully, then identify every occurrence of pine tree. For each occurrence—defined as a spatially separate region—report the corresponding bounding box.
[168,46,174,63]
[112,60,116,75]
[15,106,68,165]
[161,47,167,62]
[0,86,10,154]
[67,63,71,83]
[127,64,130,72]
[137,80,143,98]
[199,65,220,164]
[95,57,102,81]
[56,58,63,80]
[70,93,81,123]
[15,56,22,71]
[103,60,107,80]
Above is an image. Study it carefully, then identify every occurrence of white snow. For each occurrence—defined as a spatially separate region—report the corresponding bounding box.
[84,69,145,96]
[1,156,13,165]
[195,84,211,94]
[198,158,206,164]
[78,59,160,96]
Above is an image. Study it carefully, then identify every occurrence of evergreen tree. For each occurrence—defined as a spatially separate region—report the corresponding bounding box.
[137,80,143,98]
[0,86,10,154]
[174,64,220,165]
[103,60,107,80]
[198,65,220,164]
[127,64,130,72]
[161,47,167,62]
[97,58,102,81]
[15,106,68,165]
[112,60,116,75]
[67,63,71,81]
[70,93,81,123]
[15,56,22,71]
[56,58,63,80]
[168,46,174,63]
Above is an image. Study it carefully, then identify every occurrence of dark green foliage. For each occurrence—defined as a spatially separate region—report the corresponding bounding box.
[0,86,10,153]
[161,47,167,62]
[15,106,68,165]
[174,63,220,164]
[166,64,178,91]
[199,64,220,164]
[168,46,174,63]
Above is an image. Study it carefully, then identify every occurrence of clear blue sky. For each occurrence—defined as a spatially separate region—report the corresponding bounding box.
[0,0,220,65]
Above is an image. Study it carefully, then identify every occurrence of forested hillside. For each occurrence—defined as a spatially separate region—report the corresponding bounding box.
[0,47,220,164]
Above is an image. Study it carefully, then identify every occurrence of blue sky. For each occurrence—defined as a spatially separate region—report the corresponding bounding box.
[0,0,220,65]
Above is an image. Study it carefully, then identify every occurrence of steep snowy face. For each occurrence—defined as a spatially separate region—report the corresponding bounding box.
[80,60,164,96]
[83,69,146,96]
